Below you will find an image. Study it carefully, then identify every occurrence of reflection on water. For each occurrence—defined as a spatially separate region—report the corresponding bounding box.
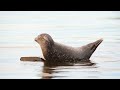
[0,11,120,79]
[41,61,96,79]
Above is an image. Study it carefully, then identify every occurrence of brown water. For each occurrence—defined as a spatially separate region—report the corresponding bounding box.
[0,11,120,79]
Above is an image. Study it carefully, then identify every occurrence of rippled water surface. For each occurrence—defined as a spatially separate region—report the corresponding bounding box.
[0,11,120,79]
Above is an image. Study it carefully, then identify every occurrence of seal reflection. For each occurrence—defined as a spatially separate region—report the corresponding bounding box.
[41,59,96,79]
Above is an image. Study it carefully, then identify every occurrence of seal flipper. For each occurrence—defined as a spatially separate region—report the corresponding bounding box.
[40,58,46,62]
[81,38,103,59]
[91,38,103,50]
[90,39,103,51]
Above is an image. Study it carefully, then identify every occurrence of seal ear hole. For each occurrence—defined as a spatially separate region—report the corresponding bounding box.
[43,36,49,42]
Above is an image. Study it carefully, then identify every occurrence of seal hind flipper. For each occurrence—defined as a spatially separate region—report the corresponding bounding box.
[81,38,103,59]
[89,38,103,51]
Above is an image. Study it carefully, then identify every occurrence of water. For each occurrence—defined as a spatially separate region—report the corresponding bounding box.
[0,11,120,79]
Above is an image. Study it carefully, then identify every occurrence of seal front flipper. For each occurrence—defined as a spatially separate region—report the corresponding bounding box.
[40,58,46,62]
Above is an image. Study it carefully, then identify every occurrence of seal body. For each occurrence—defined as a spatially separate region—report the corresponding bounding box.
[35,33,103,63]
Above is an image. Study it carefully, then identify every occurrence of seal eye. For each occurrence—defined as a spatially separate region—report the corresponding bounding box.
[41,38,44,41]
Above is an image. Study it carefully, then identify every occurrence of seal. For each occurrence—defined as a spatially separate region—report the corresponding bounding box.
[35,33,103,64]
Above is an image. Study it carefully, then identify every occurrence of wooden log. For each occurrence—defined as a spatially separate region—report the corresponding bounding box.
[20,57,45,62]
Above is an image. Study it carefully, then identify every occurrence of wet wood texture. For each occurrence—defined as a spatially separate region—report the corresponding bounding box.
[20,57,44,62]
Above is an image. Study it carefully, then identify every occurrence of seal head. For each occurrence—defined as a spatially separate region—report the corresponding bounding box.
[35,33,54,60]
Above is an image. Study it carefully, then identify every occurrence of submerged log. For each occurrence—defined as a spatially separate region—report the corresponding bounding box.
[20,57,45,62]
